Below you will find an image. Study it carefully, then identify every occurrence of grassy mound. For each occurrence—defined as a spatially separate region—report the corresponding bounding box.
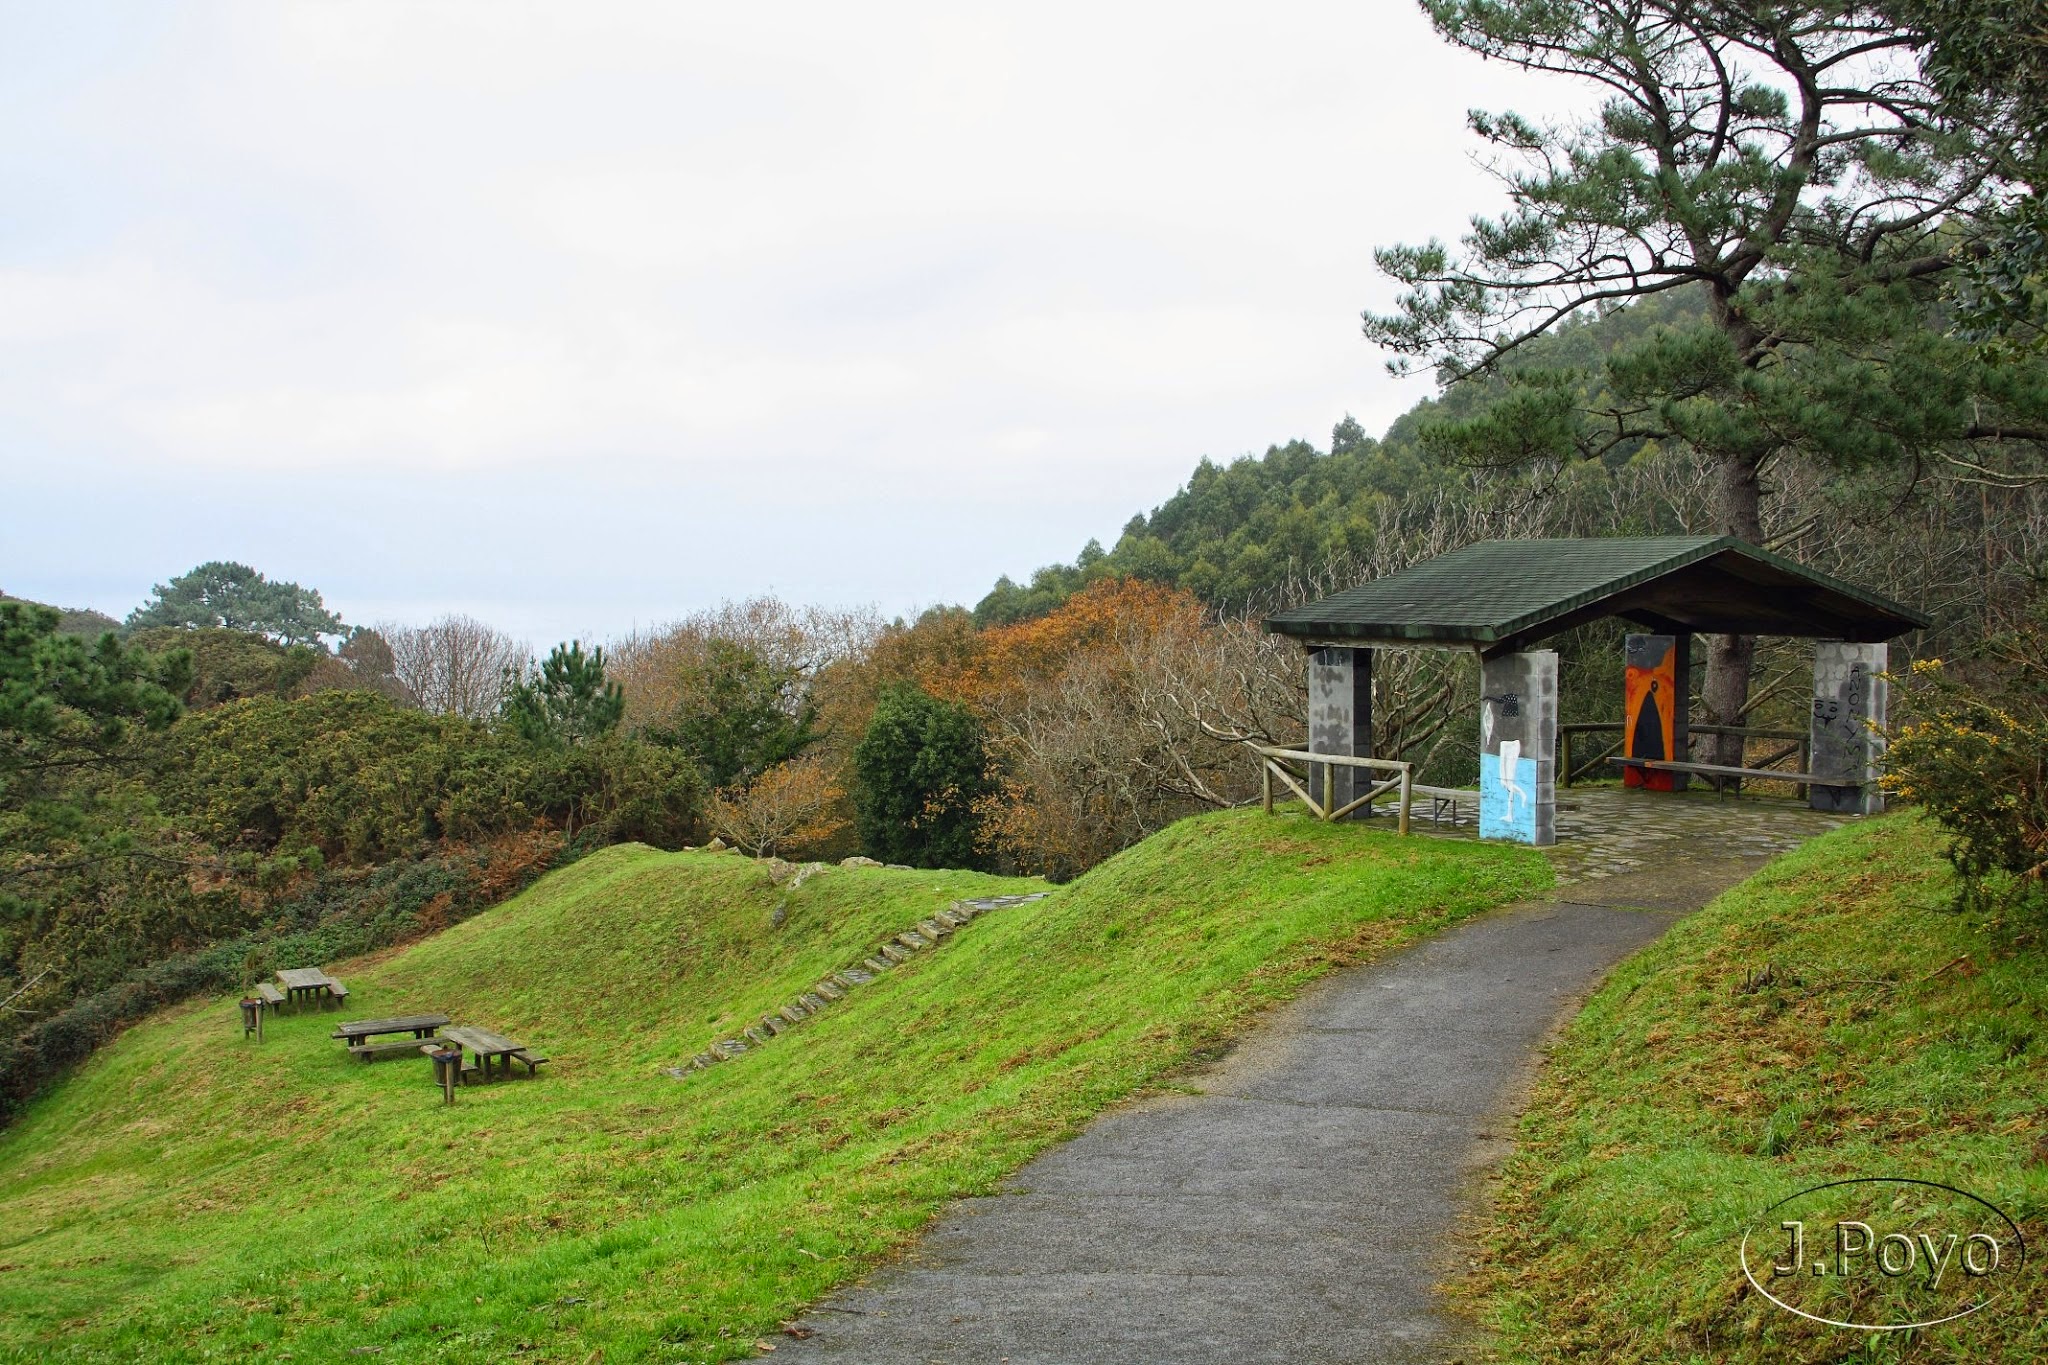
[0,808,1547,1363]
[1470,814,2048,1363]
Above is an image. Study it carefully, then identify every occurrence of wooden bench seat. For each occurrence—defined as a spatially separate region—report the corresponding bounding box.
[325,981,348,1006]
[254,983,286,1010]
[508,1049,550,1076]
[1611,757,1860,788]
[349,1037,438,1061]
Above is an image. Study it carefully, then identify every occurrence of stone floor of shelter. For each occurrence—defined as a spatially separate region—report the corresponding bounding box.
[1388,782,1850,885]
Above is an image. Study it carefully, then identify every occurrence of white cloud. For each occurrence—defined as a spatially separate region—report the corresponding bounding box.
[0,0,1587,638]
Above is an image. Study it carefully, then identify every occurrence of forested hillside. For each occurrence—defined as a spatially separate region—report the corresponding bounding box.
[0,582,701,1121]
[976,295,2042,660]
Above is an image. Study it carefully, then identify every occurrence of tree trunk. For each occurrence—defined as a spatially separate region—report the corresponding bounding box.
[1701,449,1766,768]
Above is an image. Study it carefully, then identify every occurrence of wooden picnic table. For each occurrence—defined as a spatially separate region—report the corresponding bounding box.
[332,1012,451,1062]
[331,1014,451,1047]
[275,967,337,1011]
[438,1025,530,1083]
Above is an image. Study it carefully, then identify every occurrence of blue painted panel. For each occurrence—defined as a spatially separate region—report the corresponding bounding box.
[1480,750,1538,843]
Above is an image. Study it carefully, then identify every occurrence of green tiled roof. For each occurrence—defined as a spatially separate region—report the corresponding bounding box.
[1263,536,1930,652]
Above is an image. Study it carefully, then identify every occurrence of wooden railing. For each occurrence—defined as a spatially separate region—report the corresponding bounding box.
[1559,723,1810,787]
[1253,747,1416,834]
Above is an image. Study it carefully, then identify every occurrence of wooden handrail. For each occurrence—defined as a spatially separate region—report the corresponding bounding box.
[1251,747,1416,771]
[1560,723,1810,787]
[1558,722,1806,740]
[1254,746,1413,834]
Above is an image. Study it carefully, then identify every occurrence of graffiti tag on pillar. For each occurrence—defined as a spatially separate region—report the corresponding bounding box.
[1481,692,1521,718]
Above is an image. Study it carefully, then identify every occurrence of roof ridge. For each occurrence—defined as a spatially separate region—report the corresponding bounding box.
[1264,535,1928,647]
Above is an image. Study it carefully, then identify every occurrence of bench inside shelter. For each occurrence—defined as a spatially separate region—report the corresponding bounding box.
[1609,756,1860,793]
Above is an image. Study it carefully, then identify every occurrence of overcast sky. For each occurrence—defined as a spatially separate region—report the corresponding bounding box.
[1,2,1580,647]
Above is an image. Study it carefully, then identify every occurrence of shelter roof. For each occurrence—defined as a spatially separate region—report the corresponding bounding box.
[1263,536,1930,655]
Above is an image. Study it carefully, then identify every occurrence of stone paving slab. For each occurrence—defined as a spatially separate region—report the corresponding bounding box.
[1403,785,1844,884]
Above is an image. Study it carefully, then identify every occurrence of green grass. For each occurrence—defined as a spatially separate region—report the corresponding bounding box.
[1470,814,2048,1363]
[0,807,1548,1362]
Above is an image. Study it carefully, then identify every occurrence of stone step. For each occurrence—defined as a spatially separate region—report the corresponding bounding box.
[667,885,1053,1078]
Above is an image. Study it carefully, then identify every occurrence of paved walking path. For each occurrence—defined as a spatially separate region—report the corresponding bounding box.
[780,795,1845,1364]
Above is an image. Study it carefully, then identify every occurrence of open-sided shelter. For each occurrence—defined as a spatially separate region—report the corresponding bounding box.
[1263,536,1931,845]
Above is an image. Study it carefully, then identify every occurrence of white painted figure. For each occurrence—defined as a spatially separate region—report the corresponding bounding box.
[1497,738,1527,823]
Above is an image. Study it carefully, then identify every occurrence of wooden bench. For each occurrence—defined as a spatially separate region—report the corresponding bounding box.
[349,1037,438,1062]
[508,1048,550,1076]
[332,1013,449,1046]
[1612,757,1861,791]
[1408,783,1476,823]
[325,981,348,1007]
[254,983,286,1011]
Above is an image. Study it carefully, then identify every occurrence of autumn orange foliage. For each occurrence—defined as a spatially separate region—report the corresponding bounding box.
[925,578,1207,706]
[706,752,850,858]
[921,579,1269,879]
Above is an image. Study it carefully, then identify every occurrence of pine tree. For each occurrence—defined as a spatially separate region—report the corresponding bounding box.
[126,562,345,647]
[500,641,624,747]
[1365,0,2048,758]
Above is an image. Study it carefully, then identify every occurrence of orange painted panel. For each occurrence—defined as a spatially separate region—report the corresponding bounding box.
[1624,637,1678,791]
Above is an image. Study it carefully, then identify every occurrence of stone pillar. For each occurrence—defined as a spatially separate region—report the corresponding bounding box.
[1307,646,1373,818]
[1480,650,1557,845]
[1810,642,1887,815]
[1623,633,1691,791]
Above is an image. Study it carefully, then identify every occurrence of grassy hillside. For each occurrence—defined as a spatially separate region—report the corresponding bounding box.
[1470,814,2047,1363]
[0,807,1548,1363]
